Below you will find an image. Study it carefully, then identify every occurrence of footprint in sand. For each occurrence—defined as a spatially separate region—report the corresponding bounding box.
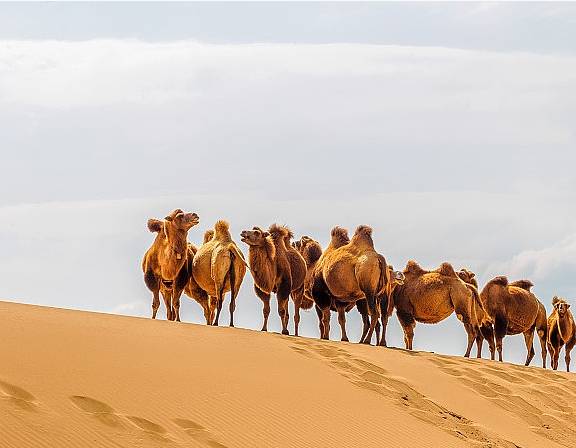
[70,396,125,428]
[173,418,229,447]
[0,380,38,411]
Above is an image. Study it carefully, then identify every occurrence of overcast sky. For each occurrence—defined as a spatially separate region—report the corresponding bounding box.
[1,2,576,365]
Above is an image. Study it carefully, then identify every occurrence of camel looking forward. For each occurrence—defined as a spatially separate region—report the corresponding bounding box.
[547,297,575,371]
[240,224,306,335]
[142,209,200,321]
[192,220,246,327]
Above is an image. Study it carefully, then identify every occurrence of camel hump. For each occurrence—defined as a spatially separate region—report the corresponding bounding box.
[304,241,323,264]
[354,225,373,237]
[147,218,163,233]
[268,223,288,239]
[405,260,426,275]
[282,226,294,240]
[330,226,350,244]
[214,220,230,237]
[437,262,457,278]
[203,229,215,243]
[490,276,509,287]
[509,279,533,291]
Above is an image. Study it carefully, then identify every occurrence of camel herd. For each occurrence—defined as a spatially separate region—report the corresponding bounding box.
[142,209,576,372]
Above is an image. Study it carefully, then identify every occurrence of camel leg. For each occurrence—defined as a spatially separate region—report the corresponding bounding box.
[397,310,415,350]
[462,323,476,358]
[336,303,349,342]
[144,270,161,319]
[254,285,271,331]
[321,307,331,340]
[315,305,325,338]
[362,293,380,346]
[378,310,387,347]
[172,286,185,322]
[565,340,575,372]
[475,331,484,359]
[228,291,236,328]
[537,328,547,368]
[161,289,173,321]
[292,286,304,337]
[481,324,496,360]
[494,315,507,362]
[523,328,536,366]
[357,300,370,343]
[276,275,292,335]
[151,289,160,319]
[201,299,212,325]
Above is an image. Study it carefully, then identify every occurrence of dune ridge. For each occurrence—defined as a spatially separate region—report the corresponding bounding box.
[1,300,575,448]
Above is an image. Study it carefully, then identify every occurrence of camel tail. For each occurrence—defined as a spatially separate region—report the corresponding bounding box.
[227,245,246,299]
[300,293,315,310]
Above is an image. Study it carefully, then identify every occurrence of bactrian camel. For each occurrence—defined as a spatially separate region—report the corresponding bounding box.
[311,225,387,345]
[547,297,576,372]
[393,261,486,357]
[480,276,547,367]
[142,209,200,321]
[192,221,246,327]
[240,224,306,335]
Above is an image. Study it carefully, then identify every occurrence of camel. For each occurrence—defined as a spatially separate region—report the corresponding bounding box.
[240,224,306,335]
[311,225,387,345]
[375,265,406,347]
[142,209,200,321]
[192,221,246,327]
[457,268,493,359]
[393,261,485,357]
[547,297,575,371]
[282,229,310,336]
[480,276,547,367]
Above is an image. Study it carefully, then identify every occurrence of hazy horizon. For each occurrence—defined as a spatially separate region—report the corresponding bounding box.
[1,2,576,364]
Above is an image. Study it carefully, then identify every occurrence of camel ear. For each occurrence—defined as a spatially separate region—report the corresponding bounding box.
[147,219,163,233]
[262,232,270,238]
[567,303,571,309]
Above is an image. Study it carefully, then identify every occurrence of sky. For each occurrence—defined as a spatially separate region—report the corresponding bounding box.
[1,2,576,365]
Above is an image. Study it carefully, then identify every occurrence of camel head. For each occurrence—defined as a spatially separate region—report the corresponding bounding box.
[147,209,199,261]
[458,269,478,288]
[240,227,270,246]
[553,296,571,317]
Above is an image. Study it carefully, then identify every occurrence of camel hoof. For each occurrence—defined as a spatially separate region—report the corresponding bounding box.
[282,329,290,336]
[229,324,235,328]
[361,340,372,345]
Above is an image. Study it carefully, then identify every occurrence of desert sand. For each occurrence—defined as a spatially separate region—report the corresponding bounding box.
[1,300,575,448]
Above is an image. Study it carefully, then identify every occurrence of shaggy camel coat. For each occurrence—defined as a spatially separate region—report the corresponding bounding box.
[547,297,576,372]
[480,276,547,367]
[393,261,485,357]
[142,209,199,321]
[192,221,246,327]
[312,225,387,345]
[240,225,306,335]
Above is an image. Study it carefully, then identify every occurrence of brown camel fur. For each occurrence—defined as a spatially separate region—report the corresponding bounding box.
[183,243,212,324]
[293,235,322,306]
[192,220,246,327]
[375,266,406,347]
[282,228,309,336]
[393,261,485,357]
[311,225,387,345]
[142,209,199,321]
[480,276,547,367]
[547,297,576,371]
[457,268,493,359]
[240,224,305,335]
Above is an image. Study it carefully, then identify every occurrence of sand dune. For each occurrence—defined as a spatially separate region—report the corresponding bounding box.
[1,300,575,447]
